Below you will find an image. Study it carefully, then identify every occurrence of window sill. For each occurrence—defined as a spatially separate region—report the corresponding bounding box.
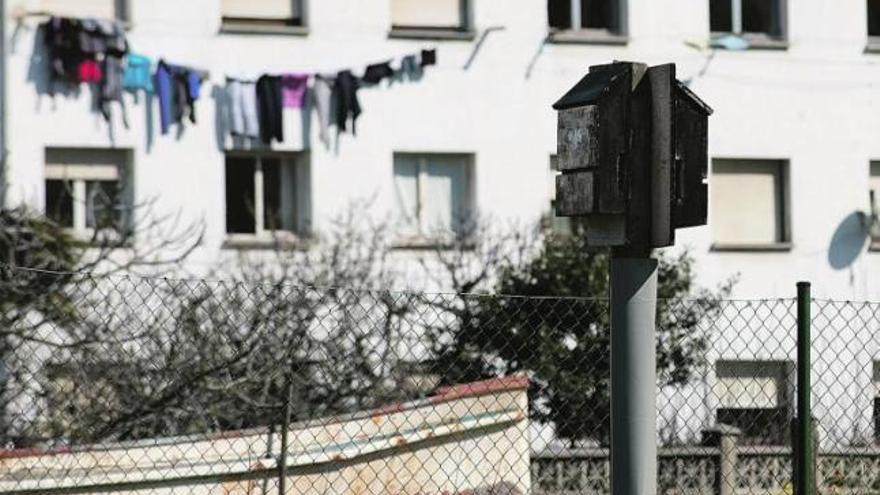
[865,39,880,54]
[710,243,792,252]
[220,22,309,36]
[392,237,475,251]
[388,28,476,41]
[222,234,309,251]
[547,29,628,46]
[67,229,133,248]
[710,32,788,50]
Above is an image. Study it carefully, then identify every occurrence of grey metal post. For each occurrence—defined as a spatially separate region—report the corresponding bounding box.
[611,256,658,495]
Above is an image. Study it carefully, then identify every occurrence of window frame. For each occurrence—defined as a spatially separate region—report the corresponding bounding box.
[388,0,475,41]
[869,0,880,52]
[223,151,310,249]
[709,0,788,49]
[392,152,475,247]
[710,158,792,252]
[43,148,133,240]
[219,0,309,36]
[869,161,880,250]
[547,0,629,45]
[37,0,130,23]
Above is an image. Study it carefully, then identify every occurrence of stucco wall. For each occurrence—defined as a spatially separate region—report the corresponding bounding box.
[3,0,880,298]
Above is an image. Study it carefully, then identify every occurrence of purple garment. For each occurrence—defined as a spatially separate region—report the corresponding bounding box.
[280,73,310,108]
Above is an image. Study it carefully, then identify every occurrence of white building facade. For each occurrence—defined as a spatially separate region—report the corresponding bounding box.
[5,0,880,447]
[2,0,880,300]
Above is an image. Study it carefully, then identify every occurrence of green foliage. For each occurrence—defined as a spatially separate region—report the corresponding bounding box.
[428,230,733,446]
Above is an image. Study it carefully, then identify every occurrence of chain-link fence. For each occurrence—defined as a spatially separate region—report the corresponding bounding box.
[0,264,879,494]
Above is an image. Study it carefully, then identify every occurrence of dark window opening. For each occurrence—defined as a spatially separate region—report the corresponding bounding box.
[870,0,880,36]
[225,158,256,234]
[710,0,781,36]
[548,0,572,29]
[46,179,74,228]
[742,0,775,34]
[582,0,614,29]
[548,0,617,31]
[709,0,732,32]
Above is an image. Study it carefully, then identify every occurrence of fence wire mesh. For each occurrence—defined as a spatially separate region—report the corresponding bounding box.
[0,264,878,494]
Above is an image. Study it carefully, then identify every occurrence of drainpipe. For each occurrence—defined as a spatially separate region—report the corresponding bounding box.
[0,0,7,208]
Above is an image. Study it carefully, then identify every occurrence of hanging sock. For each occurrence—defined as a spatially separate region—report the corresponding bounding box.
[420,48,437,67]
[395,54,423,82]
[281,73,310,108]
[226,77,259,138]
[361,62,393,85]
[256,75,284,144]
[333,70,361,135]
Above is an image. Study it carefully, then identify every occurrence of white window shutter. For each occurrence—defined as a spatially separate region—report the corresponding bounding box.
[391,0,462,28]
[711,160,783,245]
[423,156,466,234]
[221,0,297,19]
[39,0,117,19]
[715,361,785,409]
[45,149,123,180]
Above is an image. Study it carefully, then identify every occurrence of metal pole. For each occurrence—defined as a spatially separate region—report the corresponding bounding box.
[610,256,658,495]
[796,281,812,495]
[277,374,294,495]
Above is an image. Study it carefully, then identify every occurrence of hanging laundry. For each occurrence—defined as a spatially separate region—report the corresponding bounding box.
[77,59,103,83]
[43,17,82,82]
[333,70,361,135]
[256,75,284,144]
[361,62,393,85]
[101,56,129,127]
[395,54,423,82]
[226,77,259,138]
[420,49,437,67]
[312,74,335,147]
[156,60,202,135]
[123,53,154,92]
[281,73,310,109]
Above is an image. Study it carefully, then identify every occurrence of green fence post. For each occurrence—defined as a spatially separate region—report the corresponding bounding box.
[796,281,812,495]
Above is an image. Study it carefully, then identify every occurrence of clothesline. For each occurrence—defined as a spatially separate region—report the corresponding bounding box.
[39,14,439,148]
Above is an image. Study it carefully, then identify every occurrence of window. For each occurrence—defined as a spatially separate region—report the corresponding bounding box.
[390,0,470,34]
[38,0,127,20]
[871,162,880,248]
[710,0,786,42]
[547,0,625,38]
[393,153,474,241]
[44,148,131,235]
[870,0,880,41]
[545,155,572,235]
[221,0,305,29]
[711,159,789,249]
[225,153,309,241]
[715,360,791,445]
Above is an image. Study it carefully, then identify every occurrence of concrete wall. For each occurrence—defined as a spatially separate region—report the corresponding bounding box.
[5,0,880,299]
[0,377,531,494]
